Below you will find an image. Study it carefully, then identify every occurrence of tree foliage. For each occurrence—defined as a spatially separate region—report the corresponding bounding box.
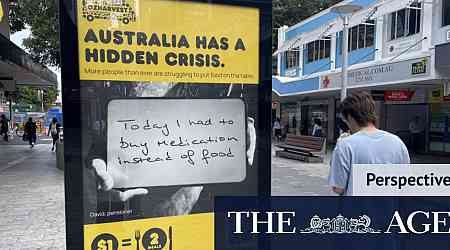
[16,86,58,111]
[273,0,342,51]
[9,0,60,67]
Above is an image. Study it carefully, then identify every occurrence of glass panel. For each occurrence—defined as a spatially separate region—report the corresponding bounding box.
[307,42,314,63]
[444,0,450,26]
[408,9,417,35]
[325,39,331,58]
[319,40,325,59]
[358,24,366,49]
[314,40,320,61]
[416,5,421,33]
[351,26,358,51]
[365,22,375,47]
[390,12,396,40]
[396,9,406,38]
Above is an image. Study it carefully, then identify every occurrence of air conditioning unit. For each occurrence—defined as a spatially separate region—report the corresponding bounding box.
[447,30,450,41]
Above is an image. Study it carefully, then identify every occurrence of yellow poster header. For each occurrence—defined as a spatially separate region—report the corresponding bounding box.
[77,0,260,84]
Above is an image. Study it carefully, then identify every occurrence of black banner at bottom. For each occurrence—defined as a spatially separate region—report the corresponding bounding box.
[214,197,450,250]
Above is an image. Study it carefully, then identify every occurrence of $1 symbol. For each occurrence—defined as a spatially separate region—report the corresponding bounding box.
[97,239,113,250]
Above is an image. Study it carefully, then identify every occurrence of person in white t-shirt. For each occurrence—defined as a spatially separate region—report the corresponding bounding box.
[328,92,410,196]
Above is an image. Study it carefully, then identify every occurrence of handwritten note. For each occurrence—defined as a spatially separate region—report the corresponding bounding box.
[107,98,247,188]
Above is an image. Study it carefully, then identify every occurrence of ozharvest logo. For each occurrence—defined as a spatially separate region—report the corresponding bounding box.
[81,0,136,24]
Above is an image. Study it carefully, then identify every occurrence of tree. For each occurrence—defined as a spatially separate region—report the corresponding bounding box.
[273,0,342,52]
[9,0,60,67]
[15,86,58,112]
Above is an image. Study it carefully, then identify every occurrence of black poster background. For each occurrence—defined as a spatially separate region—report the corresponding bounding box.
[59,0,272,249]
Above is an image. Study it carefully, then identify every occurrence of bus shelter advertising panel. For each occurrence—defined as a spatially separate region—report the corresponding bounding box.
[59,0,271,249]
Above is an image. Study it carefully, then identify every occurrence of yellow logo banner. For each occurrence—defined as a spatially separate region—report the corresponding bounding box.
[77,0,260,84]
[84,213,214,250]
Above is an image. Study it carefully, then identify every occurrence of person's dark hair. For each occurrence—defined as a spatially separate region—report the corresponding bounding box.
[314,119,322,126]
[340,92,377,127]
[28,117,33,122]
[52,117,58,123]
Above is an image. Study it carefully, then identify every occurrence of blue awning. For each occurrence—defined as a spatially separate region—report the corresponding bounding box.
[272,76,320,96]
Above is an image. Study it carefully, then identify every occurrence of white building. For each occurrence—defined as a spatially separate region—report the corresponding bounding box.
[273,0,450,154]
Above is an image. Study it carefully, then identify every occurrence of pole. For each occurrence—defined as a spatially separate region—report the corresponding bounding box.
[341,16,349,101]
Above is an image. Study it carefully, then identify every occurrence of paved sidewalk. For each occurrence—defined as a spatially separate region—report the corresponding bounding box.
[271,144,450,196]
[272,145,334,196]
[0,144,65,250]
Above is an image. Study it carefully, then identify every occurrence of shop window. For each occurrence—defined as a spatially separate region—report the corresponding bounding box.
[390,3,421,40]
[444,0,450,26]
[284,48,300,69]
[305,37,331,63]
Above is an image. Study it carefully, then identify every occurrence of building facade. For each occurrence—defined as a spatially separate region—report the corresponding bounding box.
[0,0,57,121]
[273,0,450,154]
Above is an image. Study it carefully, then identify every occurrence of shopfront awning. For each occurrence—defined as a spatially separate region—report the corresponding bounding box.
[0,33,57,87]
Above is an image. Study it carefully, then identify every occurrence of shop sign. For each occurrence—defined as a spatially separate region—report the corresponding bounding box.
[77,0,260,84]
[411,58,428,75]
[384,90,414,101]
[429,86,450,103]
[321,57,431,90]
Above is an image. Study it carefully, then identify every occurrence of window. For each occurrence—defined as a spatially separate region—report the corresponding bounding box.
[305,37,331,63]
[390,3,421,40]
[444,0,450,26]
[339,20,375,54]
[284,48,300,69]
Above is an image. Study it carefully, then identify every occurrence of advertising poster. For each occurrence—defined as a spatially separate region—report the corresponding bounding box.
[60,0,271,249]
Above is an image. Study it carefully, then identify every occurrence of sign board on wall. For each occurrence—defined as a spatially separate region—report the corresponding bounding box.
[107,98,247,188]
[60,0,271,249]
[320,57,431,89]
[384,90,414,101]
[77,0,259,84]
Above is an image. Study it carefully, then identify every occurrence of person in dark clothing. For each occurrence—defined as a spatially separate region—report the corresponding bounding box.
[292,115,297,134]
[0,114,9,141]
[24,117,37,148]
[48,117,61,151]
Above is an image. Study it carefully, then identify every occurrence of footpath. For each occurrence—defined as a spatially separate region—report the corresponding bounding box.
[0,142,65,250]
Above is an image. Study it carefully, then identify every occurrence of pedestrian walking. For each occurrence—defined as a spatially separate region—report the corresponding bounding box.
[48,117,61,151]
[292,115,297,134]
[273,118,282,142]
[312,119,323,137]
[24,117,37,148]
[328,92,410,196]
[0,114,9,141]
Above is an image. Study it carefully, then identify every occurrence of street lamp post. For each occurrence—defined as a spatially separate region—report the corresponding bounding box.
[331,4,363,101]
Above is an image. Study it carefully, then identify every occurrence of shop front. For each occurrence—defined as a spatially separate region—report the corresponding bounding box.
[428,86,450,153]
